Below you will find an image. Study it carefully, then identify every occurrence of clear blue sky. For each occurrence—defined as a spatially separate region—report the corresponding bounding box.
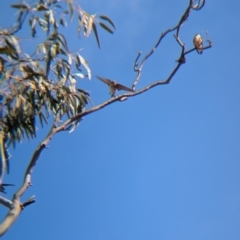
[0,0,240,239]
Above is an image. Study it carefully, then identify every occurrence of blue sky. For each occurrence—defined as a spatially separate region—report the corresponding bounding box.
[0,0,240,239]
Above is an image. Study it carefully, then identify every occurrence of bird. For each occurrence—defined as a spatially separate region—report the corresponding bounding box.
[96,76,134,97]
[193,34,203,54]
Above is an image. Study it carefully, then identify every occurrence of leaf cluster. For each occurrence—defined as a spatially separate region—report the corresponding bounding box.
[0,0,115,150]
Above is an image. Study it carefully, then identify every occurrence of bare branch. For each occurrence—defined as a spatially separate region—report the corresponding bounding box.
[0,196,12,209]
[0,117,59,236]
[191,0,205,10]
[56,60,183,133]
[0,8,29,36]
[0,0,211,236]
[0,59,183,235]
[0,198,22,236]
[22,195,36,208]
[16,117,60,198]
[132,0,194,90]
[132,25,178,90]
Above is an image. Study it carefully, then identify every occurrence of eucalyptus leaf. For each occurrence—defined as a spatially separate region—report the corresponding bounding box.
[99,22,114,34]
[92,22,100,49]
[99,15,116,29]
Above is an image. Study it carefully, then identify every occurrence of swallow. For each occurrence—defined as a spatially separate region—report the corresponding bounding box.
[193,34,203,54]
[96,76,134,97]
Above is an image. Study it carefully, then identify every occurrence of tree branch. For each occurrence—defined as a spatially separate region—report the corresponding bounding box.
[132,0,194,90]
[0,196,12,209]
[0,117,59,236]
[0,0,210,236]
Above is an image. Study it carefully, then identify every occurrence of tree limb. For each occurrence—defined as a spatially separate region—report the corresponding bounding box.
[0,0,211,236]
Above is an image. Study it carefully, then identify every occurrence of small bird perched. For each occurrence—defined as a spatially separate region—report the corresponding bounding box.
[96,76,134,97]
[193,34,203,54]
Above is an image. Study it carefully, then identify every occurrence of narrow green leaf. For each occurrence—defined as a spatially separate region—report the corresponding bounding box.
[99,15,116,29]
[46,52,52,77]
[78,55,91,79]
[74,73,85,78]
[92,22,100,49]
[9,36,21,54]
[76,90,93,106]
[67,0,74,20]
[99,22,114,34]
[68,119,81,133]
[39,112,48,127]
[11,4,28,9]
[77,88,90,96]
[5,39,19,59]
[0,131,9,177]
[86,15,94,37]
[75,54,82,71]
[54,4,62,9]
[39,15,49,33]
[59,18,67,27]
[56,33,69,52]
[49,9,55,24]
[38,18,47,27]
[31,17,37,37]
[36,4,49,11]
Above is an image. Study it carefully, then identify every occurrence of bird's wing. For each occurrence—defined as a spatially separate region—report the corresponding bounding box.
[96,76,112,85]
[116,83,134,92]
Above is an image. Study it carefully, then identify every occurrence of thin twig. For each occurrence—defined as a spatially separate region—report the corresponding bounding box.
[132,0,194,90]
[0,0,210,236]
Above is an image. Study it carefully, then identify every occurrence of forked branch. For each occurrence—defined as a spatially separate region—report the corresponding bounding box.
[0,0,211,236]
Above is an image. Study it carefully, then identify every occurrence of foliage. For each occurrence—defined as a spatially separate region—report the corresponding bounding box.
[0,0,211,237]
[0,0,115,181]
